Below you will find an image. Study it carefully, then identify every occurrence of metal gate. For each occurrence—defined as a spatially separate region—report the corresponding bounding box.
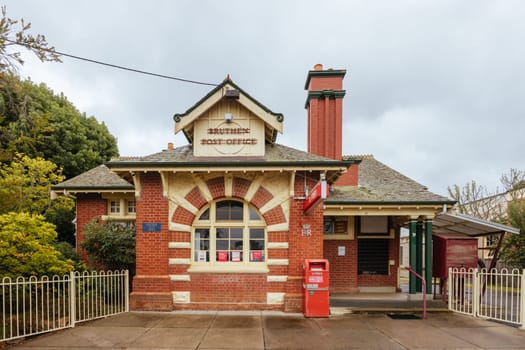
[448,267,524,328]
[1,270,129,342]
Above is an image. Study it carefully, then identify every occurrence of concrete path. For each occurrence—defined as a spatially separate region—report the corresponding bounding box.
[4,311,525,350]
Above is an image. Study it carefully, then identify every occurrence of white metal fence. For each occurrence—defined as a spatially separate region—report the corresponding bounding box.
[448,268,524,328]
[1,270,129,342]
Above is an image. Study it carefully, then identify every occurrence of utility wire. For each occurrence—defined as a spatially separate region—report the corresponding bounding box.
[6,38,219,87]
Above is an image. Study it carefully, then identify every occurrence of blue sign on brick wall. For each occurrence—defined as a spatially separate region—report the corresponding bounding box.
[142,223,162,232]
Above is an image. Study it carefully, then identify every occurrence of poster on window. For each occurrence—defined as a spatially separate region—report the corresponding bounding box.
[197,250,207,262]
[250,251,264,262]
[231,251,241,262]
[218,251,228,262]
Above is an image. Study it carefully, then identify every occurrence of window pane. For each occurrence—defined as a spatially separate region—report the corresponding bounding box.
[249,228,265,262]
[216,200,243,221]
[194,228,210,262]
[110,200,120,214]
[216,240,228,250]
[231,240,243,250]
[230,228,243,238]
[249,207,261,220]
[127,200,136,214]
[250,240,264,250]
[230,201,243,220]
[250,228,264,239]
[216,201,229,220]
[195,228,209,239]
[199,208,210,220]
[216,228,229,239]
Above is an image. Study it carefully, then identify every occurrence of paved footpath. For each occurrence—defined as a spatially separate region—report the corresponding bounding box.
[4,311,525,350]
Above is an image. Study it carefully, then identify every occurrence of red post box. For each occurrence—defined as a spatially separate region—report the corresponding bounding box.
[303,259,330,317]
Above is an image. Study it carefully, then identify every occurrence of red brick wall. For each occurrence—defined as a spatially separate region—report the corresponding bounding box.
[131,172,171,310]
[335,164,359,186]
[75,193,107,259]
[323,240,359,292]
[190,274,266,303]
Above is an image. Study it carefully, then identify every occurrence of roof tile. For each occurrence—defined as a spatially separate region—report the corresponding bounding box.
[328,155,452,203]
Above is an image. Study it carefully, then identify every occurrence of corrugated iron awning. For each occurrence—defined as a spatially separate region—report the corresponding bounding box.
[433,212,520,237]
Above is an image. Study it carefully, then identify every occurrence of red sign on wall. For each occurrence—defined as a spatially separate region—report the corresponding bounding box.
[303,180,328,213]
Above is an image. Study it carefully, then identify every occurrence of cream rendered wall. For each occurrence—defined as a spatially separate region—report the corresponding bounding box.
[193,100,265,157]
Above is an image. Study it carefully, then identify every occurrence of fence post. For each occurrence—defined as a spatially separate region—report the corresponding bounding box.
[448,267,452,310]
[69,271,76,328]
[472,268,479,317]
[125,270,130,312]
[520,269,525,329]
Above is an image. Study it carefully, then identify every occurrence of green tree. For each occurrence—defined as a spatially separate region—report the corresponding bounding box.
[53,241,87,272]
[499,200,525,268]
[0,5,61,73]
[0,153,67,213]
[81,220,136,273]
[0,72,119,177]
[0,212,74,277]
[0,153,76,243]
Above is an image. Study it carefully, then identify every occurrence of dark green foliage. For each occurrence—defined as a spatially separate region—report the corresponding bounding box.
[81,220,136,274]
[499,200,525,268]
[53,241,87,271]
[0,72,119,178]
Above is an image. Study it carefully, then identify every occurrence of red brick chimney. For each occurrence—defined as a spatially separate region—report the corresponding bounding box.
[305,64,358,186]
[305,64,346,160]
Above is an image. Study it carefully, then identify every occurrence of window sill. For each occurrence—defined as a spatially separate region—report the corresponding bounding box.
[187,265,269,274]
[324,234,354,240]
[102,215,136,221]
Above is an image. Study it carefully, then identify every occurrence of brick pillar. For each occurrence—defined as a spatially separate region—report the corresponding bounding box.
[284,172,325,312]
[130,172,172,311]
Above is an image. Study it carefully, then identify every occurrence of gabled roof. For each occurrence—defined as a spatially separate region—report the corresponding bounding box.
[327,155,454,204]
[107,143,355,171]
[51,165,134,192]
[173,77,284,144]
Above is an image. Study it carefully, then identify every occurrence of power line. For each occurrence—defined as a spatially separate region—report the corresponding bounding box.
[6,38,219,87]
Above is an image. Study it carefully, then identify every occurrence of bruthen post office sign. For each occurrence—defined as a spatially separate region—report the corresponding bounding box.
[194,116,265,157]
[200,127,257,145]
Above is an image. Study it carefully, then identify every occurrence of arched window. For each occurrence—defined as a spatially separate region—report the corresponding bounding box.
[192,199,266,269]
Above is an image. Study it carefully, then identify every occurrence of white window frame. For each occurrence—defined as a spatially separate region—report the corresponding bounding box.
[189,199,268,273]
[103,196,136,221]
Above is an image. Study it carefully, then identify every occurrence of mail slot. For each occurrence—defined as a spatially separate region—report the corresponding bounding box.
[303,259,330,317]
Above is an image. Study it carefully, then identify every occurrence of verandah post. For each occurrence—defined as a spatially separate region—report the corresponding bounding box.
[409,218,418,294]
[424,218,433,295]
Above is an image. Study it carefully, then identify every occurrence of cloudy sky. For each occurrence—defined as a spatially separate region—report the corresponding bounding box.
[4,0,525,197]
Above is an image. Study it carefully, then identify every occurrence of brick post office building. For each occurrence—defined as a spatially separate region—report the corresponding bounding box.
[52,65,454,311]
